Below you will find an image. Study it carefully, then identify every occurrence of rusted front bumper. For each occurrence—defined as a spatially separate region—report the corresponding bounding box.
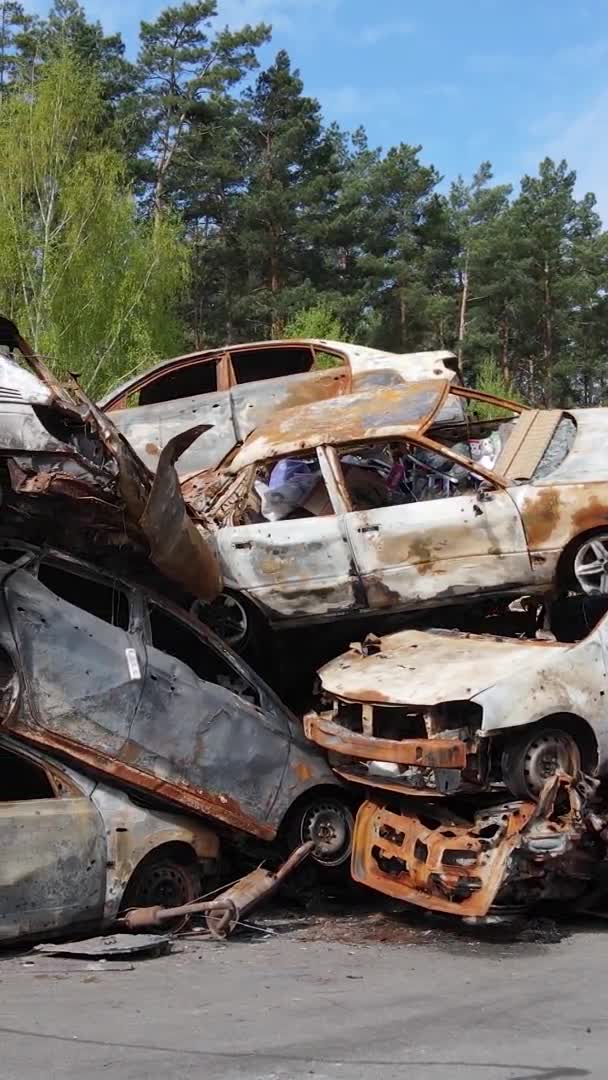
[351,798,535,917]
[303,710,477,796]
[351,773,594,919]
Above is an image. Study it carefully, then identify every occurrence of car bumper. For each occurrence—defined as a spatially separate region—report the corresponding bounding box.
[350,797,535,918]
[303,710,478,796]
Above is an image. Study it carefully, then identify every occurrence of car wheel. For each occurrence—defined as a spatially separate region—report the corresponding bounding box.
[572,534,608,595]
[286,795,354,872]
[194,589,267,657]
[501,726,581,800]
[121,853,200,931]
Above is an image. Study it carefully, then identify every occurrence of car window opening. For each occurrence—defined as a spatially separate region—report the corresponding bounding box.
[148,604,260,705]
[532,416,576,479]
[230,346,315,384]
[139,359,219,406]
[36,563,130,630]
[250,438,489,522]
[0,748,55,800]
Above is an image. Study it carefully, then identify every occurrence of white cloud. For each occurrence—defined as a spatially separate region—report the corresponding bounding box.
[217,0,341,32]
[353,18,415,46]
[535,88,608,221]
[319,84,401,116]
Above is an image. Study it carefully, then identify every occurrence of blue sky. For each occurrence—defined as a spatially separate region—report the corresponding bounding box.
[30,0,608,217]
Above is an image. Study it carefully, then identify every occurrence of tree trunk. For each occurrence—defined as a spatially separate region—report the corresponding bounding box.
[457,251,469,372]
[542,258,553,406]
[153,112,187,223]
[500,312,510,382]
[399,288,406,350]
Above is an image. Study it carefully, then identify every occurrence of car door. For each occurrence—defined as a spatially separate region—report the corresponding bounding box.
[3,561,143,758]
[109,387,234,474]
[345,449,533,612]
[214,449,361,623]
[129,602,290,835]
[0,744,105,942]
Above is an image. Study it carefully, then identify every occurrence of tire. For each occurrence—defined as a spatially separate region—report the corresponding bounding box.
[121,852,200,932]
[284,793,355,882]
[501,725,581,800]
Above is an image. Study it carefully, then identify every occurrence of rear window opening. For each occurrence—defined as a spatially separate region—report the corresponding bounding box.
[0,747,54,800]
[532,416,576,479]
[36,563,129,630]
[230,346,314,384]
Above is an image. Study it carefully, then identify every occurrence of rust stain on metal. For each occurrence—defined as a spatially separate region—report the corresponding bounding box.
[293,761,312,782]
[229,381,452,471]
[8,719,274,841]
[351,773,586,918]
[303,711,468,768]
[145,442,160,457]
[279,369,350,409]
[571,495,608,533]
[351,797,534,917]
[520,489,564,548]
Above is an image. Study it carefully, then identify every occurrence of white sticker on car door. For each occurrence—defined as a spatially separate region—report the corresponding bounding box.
[125,647,141,680]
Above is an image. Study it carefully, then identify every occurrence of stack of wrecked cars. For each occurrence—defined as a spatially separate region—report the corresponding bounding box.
[3,317,608,943]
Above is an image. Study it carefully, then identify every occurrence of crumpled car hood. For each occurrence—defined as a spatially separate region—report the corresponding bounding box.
[318,628,567,706]
[0,350,222,603]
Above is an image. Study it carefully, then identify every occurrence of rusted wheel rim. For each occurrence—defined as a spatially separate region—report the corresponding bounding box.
[125,862,196,933]
[521,731,580,796]
[300,801,354,867]
[574,536,608,595]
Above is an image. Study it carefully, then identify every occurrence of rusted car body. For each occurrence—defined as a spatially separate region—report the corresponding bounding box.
[0,543,353,871]
[185,381,608,647]
[0,732,219,944]
[100,340,460,475]
[303,594,608,802]
[351,773,608,919]
[0,348,221,602]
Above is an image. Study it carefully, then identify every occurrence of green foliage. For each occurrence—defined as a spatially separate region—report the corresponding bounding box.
[0,47,188,395]
[284,301,345,367]
[473,356,522,419]
[1,1,608,408]
[284,301,344,341]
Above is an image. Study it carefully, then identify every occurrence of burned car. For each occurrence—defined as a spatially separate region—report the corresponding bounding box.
[100,339,460,475]
[0,332,221,603]
[0,732,219,944]
[351,773,608,920]
[0,543,354,875]
[303,593,608,801]
[186,380,606,653]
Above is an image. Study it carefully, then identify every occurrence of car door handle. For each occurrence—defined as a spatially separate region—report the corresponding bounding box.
[233,541,253,550]
[358,524,380,534]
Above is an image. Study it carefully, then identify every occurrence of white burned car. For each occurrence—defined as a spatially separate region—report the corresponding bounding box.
[187,380,608,653]
[0,734,219,945]
[101,339,459,475]
[304,595,608,802]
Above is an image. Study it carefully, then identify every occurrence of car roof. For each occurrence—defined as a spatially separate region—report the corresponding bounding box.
[98,340,459,407]
[228,380,451,470]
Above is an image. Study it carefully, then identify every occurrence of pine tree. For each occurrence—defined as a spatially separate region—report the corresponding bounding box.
[136,1,269,219]
[237,49,341,337]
